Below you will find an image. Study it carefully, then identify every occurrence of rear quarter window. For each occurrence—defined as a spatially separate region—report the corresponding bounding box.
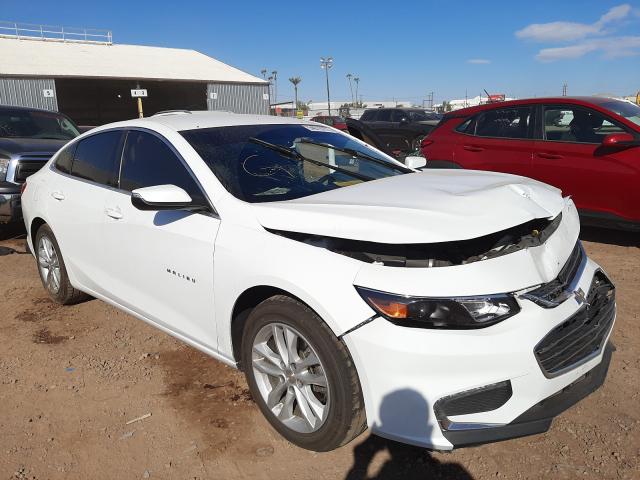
[54,142,76,174]
[360,111,376,121]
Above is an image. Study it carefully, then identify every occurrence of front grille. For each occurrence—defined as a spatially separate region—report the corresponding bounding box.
[13,154,52,183]
[521,241,585,308]
[534,272,615,377]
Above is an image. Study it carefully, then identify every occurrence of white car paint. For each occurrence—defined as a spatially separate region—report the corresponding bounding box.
[21,111,614,450]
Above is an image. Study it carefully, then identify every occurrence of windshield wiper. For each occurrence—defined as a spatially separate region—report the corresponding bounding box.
[296,139,412,173]
[248,137,374,182]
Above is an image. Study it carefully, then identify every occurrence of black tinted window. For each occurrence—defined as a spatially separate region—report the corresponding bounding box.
[360,110,376,121]
[391,110,407,122]
[120,131,206,204]
[474,107,532,139]
[54,142,76,174]
[455,117,475,134]
[71,131,123,186]
[377,110,392,121]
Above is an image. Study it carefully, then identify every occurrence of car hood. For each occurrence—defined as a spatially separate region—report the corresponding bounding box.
[251,170,565,244]
[0,137,69,156]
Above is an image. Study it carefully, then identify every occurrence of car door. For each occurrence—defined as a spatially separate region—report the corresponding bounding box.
[101,129,221,348]
[45,130,125,295]
[454,105,534,177]
[532,104,637,220]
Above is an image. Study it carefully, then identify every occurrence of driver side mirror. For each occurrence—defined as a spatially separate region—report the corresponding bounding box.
[131,184,197,211]
[601,132,638,147]
[404,156,427,169]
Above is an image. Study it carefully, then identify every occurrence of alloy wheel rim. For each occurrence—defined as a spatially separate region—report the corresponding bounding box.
[252,322,330,433]
[38,236,61,294]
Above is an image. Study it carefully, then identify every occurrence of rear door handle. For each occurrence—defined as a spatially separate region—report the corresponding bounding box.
[105,207,123,220]
[537,152,563,160]
[463,145,484,152]
[51,191,65,201]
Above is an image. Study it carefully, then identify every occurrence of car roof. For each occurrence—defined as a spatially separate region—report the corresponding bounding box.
[90,110,318,133]
[0,104,64,114]
[446,96,626,117]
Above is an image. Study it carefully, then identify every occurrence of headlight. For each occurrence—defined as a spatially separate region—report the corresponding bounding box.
[356,287,520,329]
[0,157,9,181]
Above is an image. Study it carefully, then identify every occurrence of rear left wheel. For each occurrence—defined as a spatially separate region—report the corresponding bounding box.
[35,224,88,305]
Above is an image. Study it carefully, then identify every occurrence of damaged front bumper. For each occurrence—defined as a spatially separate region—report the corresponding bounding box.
[340,200,615,450]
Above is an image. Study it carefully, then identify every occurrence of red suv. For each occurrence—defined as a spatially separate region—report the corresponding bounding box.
[311,115,348,131]
[421,97,640,230]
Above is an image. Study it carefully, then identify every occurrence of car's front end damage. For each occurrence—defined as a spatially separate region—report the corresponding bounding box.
[249,170,615,450]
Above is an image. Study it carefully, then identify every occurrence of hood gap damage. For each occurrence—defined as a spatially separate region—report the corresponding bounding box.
[269,214,562,268]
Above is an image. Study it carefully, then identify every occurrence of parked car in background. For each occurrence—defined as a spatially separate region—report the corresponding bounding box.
[22,111,614,452]
[360,108,442,156]
[421,97,640,230]
[310,115,348,131]
[0,105,80,223]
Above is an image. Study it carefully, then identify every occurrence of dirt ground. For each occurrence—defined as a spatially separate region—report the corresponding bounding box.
[1,224,638,480]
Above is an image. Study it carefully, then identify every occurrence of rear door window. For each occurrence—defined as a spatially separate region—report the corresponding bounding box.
[391,110,407,122]
[70,130,124,186]
[543,105,627,143]
[377,110,392,122]
[474,107,532,139]
[119,130,207,205]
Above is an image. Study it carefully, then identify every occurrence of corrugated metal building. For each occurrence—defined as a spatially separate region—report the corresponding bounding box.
[0,32,269,125]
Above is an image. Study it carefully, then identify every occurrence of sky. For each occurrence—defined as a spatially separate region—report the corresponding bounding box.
[2,0,640,105]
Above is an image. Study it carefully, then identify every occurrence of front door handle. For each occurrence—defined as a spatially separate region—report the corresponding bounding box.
[537,152,563,160]
[105,207,123,220]
[51,191,65,201]
[463,145,484,152]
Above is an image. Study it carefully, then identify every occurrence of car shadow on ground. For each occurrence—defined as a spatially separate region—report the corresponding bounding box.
[0,222,26,241]
[344,389,474,480]
[580,225,639,248]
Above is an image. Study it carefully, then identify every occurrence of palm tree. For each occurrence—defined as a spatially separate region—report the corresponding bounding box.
[289,77,302,113]
[353,77,360,106]
[260,69,267,79]
[346,73,354,105]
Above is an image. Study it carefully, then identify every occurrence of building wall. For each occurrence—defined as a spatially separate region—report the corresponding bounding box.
[207,83,269,115]
[0,77,58,110]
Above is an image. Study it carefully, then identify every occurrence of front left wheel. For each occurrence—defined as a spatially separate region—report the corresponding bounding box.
[241,295,367,451]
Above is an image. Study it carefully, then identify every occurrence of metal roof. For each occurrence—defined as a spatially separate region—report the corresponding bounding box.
[0,37,266,84]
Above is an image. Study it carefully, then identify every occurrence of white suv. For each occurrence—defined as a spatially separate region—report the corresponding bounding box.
[21,111,615,452]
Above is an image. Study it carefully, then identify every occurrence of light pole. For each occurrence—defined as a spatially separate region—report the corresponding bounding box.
[353,77,360,107]
[320,57,333,115]
[272,70,278,103]
[346,73,354,106]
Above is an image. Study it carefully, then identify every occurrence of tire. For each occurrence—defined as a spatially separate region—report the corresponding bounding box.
[35,224,88,305]
[241,295,367,451]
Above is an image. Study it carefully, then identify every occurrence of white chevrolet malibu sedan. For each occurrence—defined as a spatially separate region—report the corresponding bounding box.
[21,111,615,451]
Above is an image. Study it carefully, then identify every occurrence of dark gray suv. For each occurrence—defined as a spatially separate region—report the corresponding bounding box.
[0,106,79,223]
[359,108,442,155]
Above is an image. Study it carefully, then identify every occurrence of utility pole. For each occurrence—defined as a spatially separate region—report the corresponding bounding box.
[428,91,434,111]
[320,57,333,115]
[272,70,278,104]
[562,82,568,96]
[346,73,354,105]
